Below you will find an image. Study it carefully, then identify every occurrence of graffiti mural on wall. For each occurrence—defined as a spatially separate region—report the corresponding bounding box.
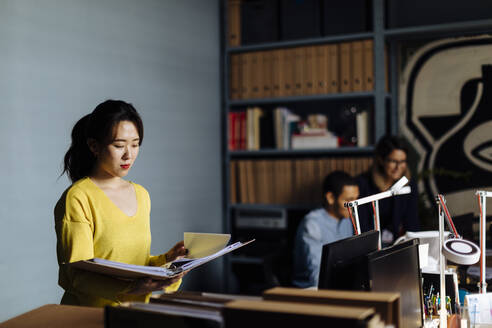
[400,36,492,217]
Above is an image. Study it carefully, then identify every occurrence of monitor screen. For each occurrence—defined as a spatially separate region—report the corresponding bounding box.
[318,230,380,290]
[368,243,423,328]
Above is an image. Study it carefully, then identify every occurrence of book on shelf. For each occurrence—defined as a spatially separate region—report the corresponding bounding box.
[240,52,252,99]
[227,0,241,47]
[322,0,371,36]
[293,47,304,96]
[328,43,340,93]
[362,39,374,91]
[280,0,321,41]
[340,42,352,93]
[351,40,364,92]
[228,111,244,151]
[271,49,282,97]
[228,112,235,151]
[356,110,370,147]
[291,131,339,150]
[239,111,246,149]
[250,52,261,99]
[304,46,316,95]
[261,50,273,98]
[273,107,300,149]
[314,45,327,94]
[230,54,241,100]
[246,107,264,150]
[69,239,254,280]
[229,160,238,203]
[240,0,279,45]
[281,48,295,97]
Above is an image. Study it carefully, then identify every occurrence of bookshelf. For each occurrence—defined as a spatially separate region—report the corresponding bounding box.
[221,0,385,294]
[221,0,492,294]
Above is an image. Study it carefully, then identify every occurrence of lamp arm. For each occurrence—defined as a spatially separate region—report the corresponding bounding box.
[437,194,461,238]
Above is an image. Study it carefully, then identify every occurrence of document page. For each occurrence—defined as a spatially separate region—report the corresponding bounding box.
[184,232,231,259]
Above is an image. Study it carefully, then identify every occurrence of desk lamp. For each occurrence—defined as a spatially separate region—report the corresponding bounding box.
[344,176,411,249]
[436,194,480,328]
[476,190,492,294]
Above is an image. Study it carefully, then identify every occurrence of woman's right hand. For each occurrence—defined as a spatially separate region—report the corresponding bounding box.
[126,272,185,295]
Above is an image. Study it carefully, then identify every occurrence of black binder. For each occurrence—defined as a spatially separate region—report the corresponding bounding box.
[241,0,279,45]
[321,0,371,36]
[280,0,321,40]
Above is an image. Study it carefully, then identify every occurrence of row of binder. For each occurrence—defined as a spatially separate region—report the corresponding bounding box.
[230,157,373,204]
[229,40,378,100]
[106,288,399,328]
[227,0,372,46]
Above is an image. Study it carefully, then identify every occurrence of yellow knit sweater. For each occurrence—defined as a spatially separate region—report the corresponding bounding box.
[54,177,180,307]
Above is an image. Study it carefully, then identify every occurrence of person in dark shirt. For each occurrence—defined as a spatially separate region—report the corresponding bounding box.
[356,135,419,245]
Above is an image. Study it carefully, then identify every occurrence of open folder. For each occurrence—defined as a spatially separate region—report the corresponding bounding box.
[68,239,254,280]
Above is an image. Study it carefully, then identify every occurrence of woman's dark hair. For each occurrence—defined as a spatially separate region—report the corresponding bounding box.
[374,135,408,170]
[62,100,143,182]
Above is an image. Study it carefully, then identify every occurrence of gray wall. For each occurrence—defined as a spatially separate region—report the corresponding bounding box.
[0,0,221,322]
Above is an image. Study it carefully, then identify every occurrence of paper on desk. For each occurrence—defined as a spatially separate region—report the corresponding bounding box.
[184,232,231,259]
[464,293,492,325]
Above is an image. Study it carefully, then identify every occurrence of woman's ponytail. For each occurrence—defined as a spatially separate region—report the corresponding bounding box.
[62,114,96,183]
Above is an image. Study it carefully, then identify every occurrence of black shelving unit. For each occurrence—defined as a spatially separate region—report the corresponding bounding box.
[220,0,492,294]
[220,0,387,294]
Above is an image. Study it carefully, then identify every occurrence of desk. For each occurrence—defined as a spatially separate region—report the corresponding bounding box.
[0,304,103,328]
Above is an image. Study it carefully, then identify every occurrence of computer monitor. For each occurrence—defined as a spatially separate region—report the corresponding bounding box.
[318,230,380,290]
[368,242,423,328]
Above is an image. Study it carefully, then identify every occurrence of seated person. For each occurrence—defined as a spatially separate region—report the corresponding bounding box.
[292,171,359,288]
[356,135,420,246]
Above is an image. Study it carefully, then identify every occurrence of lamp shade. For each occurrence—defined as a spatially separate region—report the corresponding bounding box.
[442,238,480,265]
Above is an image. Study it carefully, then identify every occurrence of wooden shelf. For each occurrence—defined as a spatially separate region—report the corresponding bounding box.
[384,18,492,40]
[228,146,375,158]
[228,92,377,107]
[227,32,374,53]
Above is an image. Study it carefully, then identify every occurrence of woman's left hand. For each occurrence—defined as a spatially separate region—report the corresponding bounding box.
[165,240,188,263]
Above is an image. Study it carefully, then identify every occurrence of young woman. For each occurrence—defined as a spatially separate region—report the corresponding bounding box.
[55,100,187,307]
[356,135,420,245]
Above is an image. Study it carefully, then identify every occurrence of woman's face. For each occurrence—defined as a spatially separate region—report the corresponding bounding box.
[93,120,140,178]
[383,149,407,182]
